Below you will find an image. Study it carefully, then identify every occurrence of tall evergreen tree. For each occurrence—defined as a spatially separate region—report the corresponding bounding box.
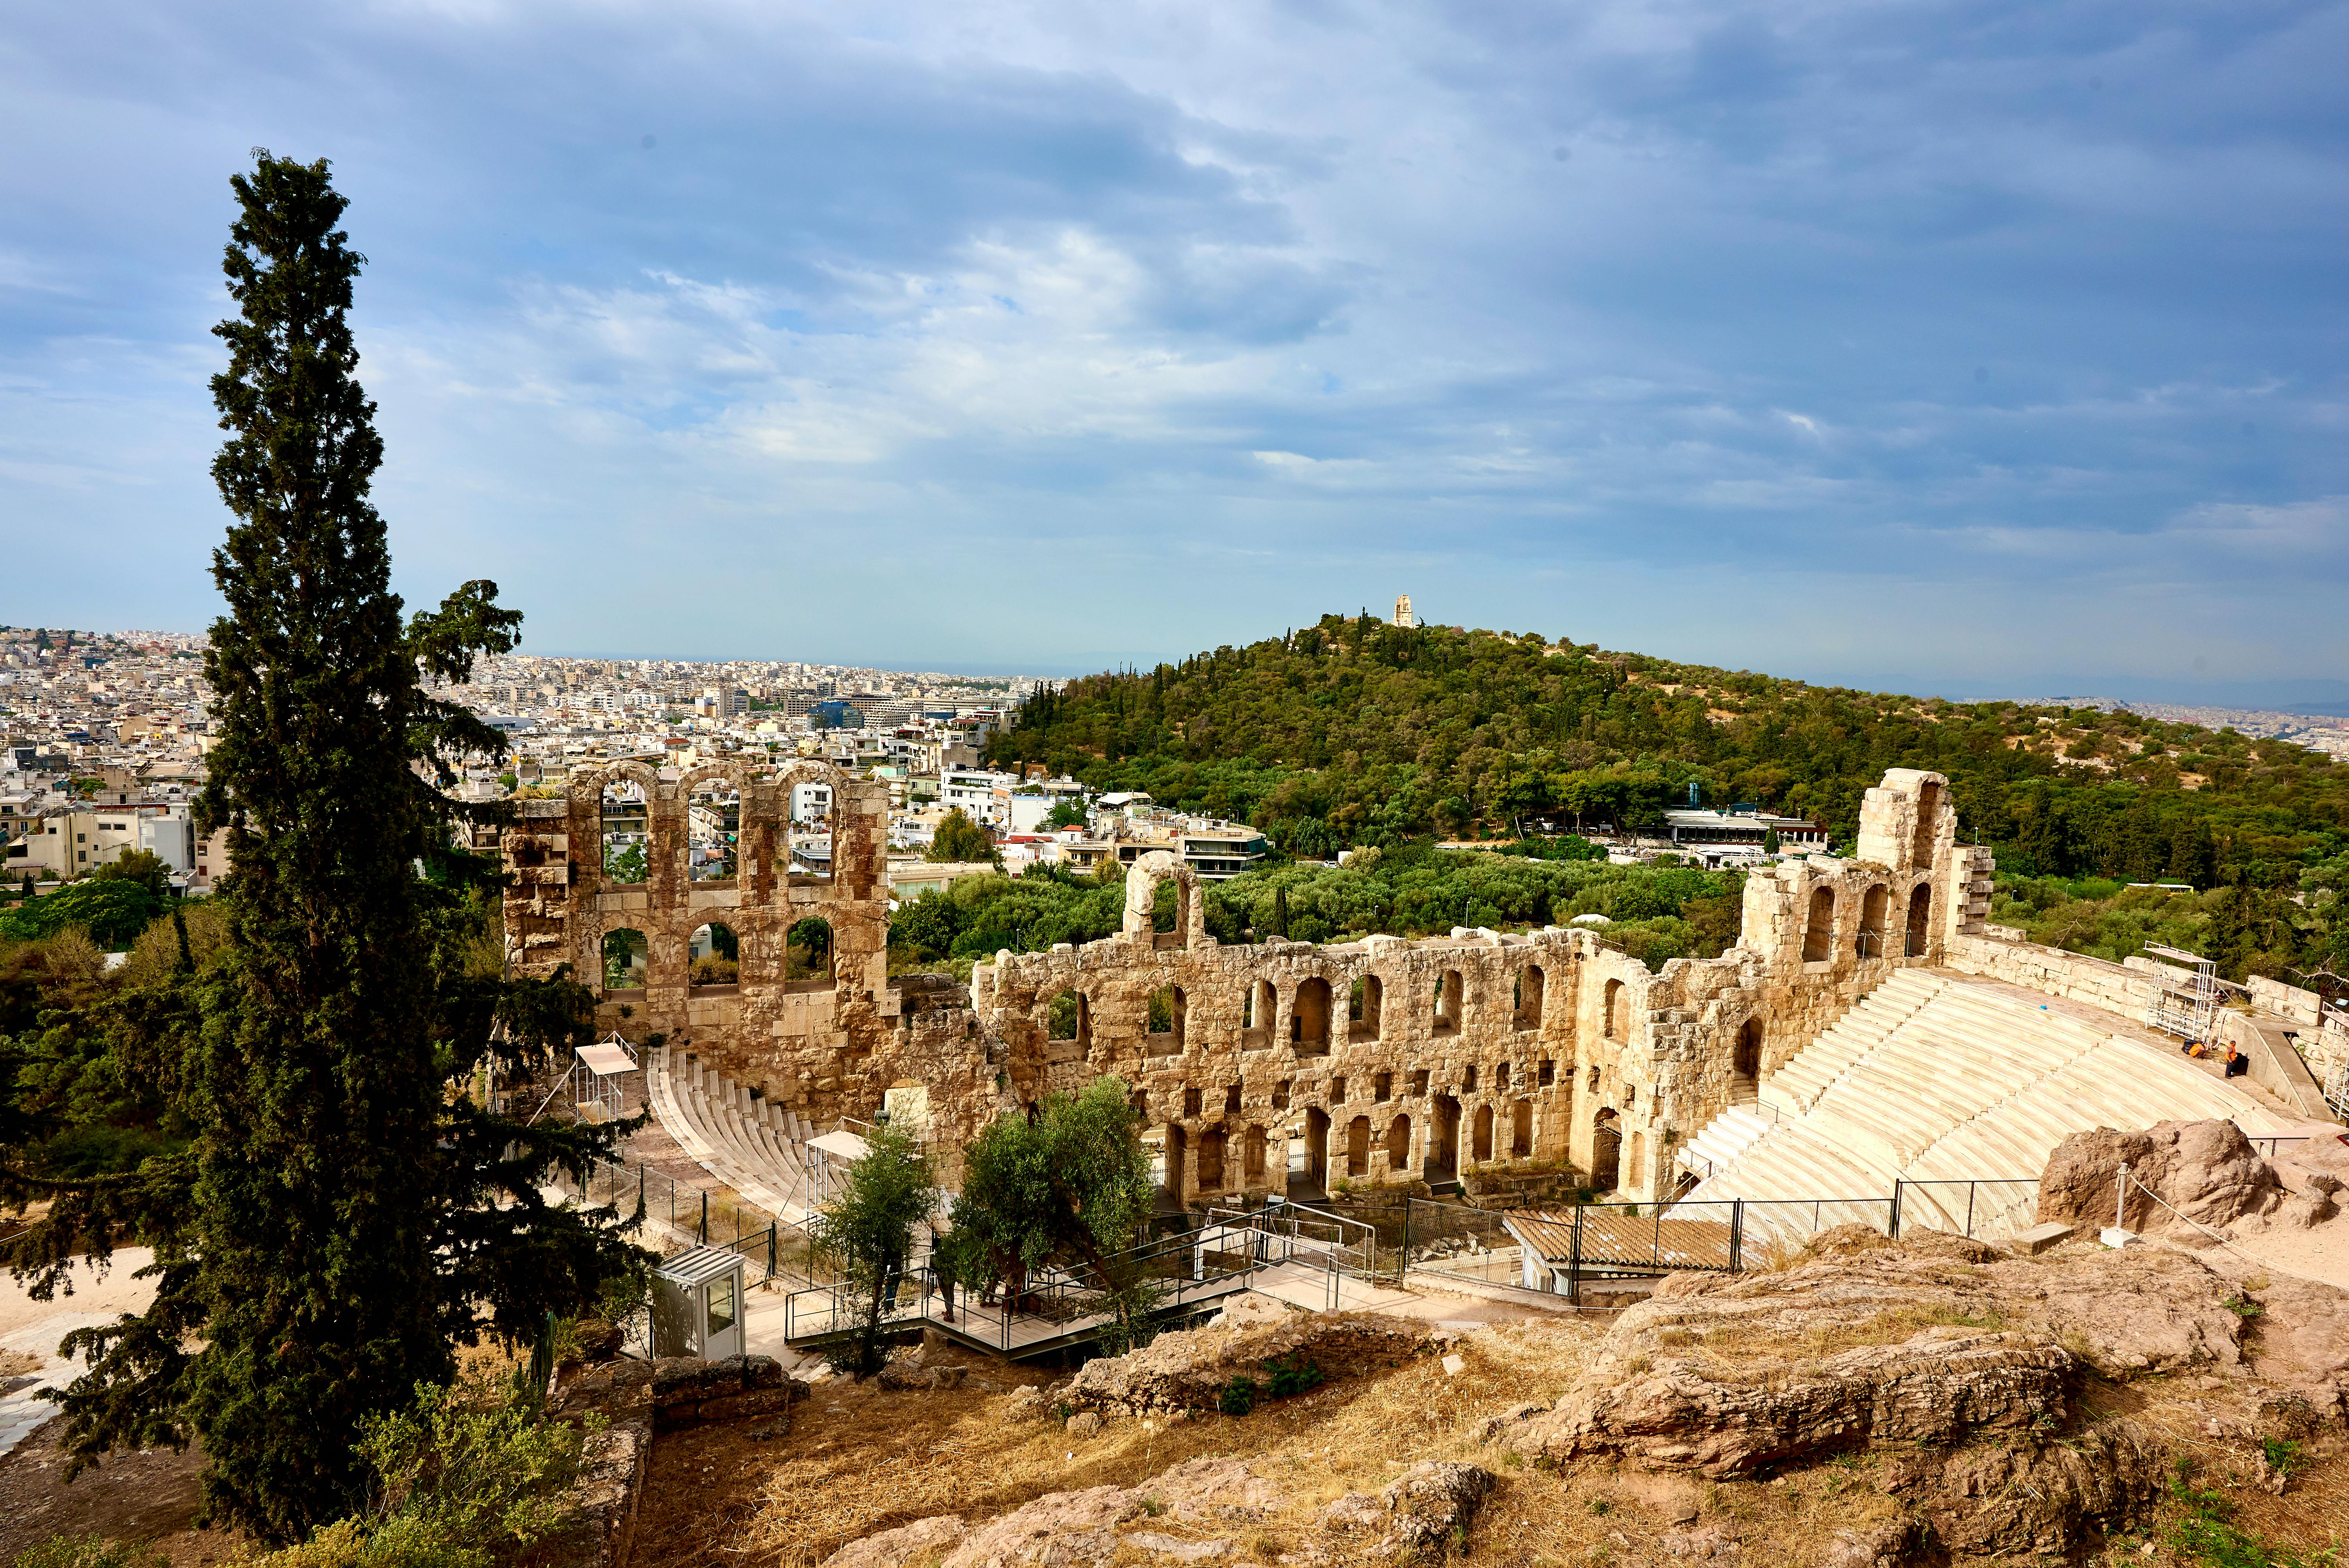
[2,153,642,1543]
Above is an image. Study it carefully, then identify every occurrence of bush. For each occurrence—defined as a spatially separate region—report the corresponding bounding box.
[1263,1353,1324,1399]
[12,1539,159,1568]
[1217,1377,1258,1417]
[238,1376,593,1568]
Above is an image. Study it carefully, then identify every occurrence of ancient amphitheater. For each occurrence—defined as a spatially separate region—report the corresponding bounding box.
[502,766,2345,1241]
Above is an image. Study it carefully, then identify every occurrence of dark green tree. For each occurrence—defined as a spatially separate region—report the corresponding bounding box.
[1,153,644,1543]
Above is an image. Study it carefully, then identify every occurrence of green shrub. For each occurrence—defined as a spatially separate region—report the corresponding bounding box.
[239,1377,593,1568]
[1217,1377,1259,1417]
[1263,1353,1324,1399]
[11,1538,160,1568]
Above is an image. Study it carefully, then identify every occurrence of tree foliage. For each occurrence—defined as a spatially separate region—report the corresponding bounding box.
[0,154,644,1543]
[941,1078,1160,1343]
[804,1123,937,1377]
[927,807,1000,865]
[990,615,2347,892]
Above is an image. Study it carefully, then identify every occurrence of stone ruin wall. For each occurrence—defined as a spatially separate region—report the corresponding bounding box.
[503,766,2003,1205]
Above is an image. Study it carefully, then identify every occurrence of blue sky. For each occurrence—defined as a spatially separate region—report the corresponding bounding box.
[5,0,2346,698]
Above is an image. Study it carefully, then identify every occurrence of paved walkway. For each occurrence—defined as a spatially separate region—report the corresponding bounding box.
[0,1249,157,1462]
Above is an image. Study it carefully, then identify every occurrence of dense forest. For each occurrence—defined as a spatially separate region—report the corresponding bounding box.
[989,613,2349,988]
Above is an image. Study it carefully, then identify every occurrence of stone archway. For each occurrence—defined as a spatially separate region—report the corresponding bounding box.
[1429,1095,1460,1182]
[1472,1103,1495,1164]
[1592,1108,1622,1192]
[1905,882,1933,957]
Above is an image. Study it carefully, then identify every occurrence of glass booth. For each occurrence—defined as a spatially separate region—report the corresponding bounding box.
[652,1245,746,1360]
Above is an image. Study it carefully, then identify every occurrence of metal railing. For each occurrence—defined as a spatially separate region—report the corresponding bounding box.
[543,1149,828,1289]
[779,1207,1347,1356]
[1396,1178,2040,1300]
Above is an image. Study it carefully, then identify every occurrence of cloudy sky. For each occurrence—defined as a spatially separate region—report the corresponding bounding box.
[5,0,2345,698]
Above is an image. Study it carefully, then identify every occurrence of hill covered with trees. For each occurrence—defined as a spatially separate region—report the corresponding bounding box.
[989,613,2349,985]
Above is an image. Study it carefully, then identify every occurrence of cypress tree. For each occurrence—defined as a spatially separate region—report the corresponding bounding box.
[2,153,642,1543]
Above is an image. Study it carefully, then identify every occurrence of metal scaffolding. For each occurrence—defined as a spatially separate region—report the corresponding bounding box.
[2142,944,2221,1047]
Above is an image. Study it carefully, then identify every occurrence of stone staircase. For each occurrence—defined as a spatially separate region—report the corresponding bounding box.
[1681,969,2300,1244]
[644,1046,822,1224]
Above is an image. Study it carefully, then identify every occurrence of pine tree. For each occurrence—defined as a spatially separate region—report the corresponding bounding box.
[1,153,642,1543]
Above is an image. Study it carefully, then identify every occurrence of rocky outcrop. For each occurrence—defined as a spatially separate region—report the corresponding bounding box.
[649,1354,806,1428]
[1500,1225,2346,1560]
[1379,1462,1495,1561]
[1060,1294,1429,1415]
[820,1457,1283,1568]
[2037,1119,2340,1237]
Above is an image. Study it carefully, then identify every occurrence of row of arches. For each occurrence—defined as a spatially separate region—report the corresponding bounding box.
[589,766,848,891]
[600,918,836,994]
[1800,881,1932,964]
[1046,963,1554,1059]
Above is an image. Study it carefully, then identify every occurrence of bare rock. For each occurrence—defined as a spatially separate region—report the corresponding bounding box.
[1321,1493,1384,1530]
[1923,1425,2166,1559]
[1125,1533,1234,1561]
[1378,1461,1494,1560]
[1532,1324,2070,1477]
[1065,1410,1103,1437]
[1001,1384,1055,1422]
[1820,1522,1916,1568]
[940,1484,1131,1568]
[2039,1121,2287,1237]
[822,1515,968,1568]
[1063,1307,1427,1414]
[1144,1457,1281,1523]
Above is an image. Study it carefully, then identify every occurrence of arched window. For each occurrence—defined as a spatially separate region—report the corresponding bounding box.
[1602,978,1625,1041]
[1346,1115,1371,1178]
[1910,780,1943,866]
[1147,985,1187,1052]
[1431,970,1463,1037]
[1292,977,1331,1055]
[1242,979,1275,1049]
[786,780,835,884]
[1732,1019,1762,1099]
[1801,886,1836,963]
[1630,1131,1647,1188]
[1386,1114,1412,1171]
[1244,1125,1268,1181]
[690,922,738,988]
[1164,1124,1188,1200]
[1511,1098,1533,1158]
[1197,1128,1226,1191]
[1150,874,1193,950]
[1472,1103,1494,1164]
[1905,884,1933,957]
[1592,1108,1622,1191]
[686,780,739,882]
[1513,966,1545,1030]
[785,916,834,992]
[1048,989,1089,1061]
[1349,974,1383,1041]
[601,782,648,885]
[1858,885,1889,959]
[602,927,647,993]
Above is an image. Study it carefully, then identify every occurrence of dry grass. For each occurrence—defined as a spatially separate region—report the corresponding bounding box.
[0,1349,41,1378]
[1681,1303,2006,1364]
[625,1300,2349,1568]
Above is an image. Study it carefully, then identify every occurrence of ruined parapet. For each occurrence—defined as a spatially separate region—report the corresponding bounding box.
[1855,768,1955,875]
[1121,850,1210,950]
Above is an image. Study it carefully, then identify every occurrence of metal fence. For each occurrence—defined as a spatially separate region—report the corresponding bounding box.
[1390,1178,2038,1299]
[543,1150,831,1290]
[779,1208,1346,1358]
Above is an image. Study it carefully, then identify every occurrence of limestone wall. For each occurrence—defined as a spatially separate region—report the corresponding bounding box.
[501,766,2009,1208]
